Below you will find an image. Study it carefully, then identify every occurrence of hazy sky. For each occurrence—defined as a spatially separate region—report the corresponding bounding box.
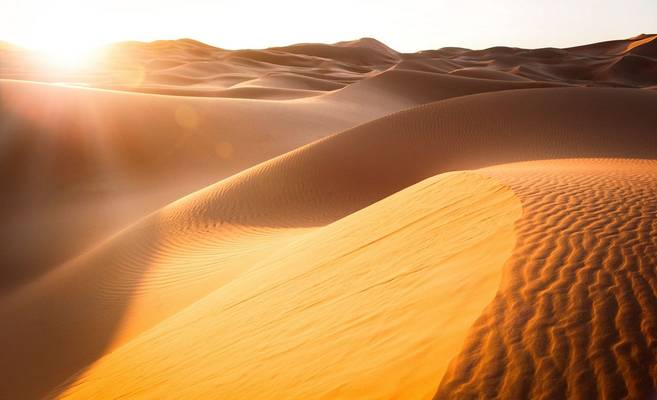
[1,0,656,52]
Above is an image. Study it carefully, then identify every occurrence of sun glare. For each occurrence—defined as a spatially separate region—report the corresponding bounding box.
[16,2,104,72]
[35,43,98,71]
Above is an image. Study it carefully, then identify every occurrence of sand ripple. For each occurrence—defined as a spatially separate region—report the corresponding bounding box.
[437,160,657,399]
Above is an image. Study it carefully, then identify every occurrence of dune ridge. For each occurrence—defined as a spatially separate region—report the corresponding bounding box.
[3,34,657,91]
[1,34,657,399]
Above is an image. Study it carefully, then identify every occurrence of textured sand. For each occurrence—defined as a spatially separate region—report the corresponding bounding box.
[1,34,657,399]
[437,160,657,399]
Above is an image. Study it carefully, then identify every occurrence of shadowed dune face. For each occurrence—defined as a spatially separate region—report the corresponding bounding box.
[0,58,574,289]
[0,80,350,289]
[2,34,657,399]
[0,74,427,289]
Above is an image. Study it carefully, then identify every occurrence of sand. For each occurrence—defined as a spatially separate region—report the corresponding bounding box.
[1,34,657,399]
[438,160,657,399]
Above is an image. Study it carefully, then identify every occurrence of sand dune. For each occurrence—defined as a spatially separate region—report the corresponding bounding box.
[437,159,657,399]
[2,68,486,288]
[49,159,657,400]
[3,34,656,92]
[1,34,657,399]
[53,172,521,400]
[0,51,570,289]
[0,78,360,289]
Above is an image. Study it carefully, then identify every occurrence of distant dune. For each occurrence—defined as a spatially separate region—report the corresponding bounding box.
[1,34,657,399]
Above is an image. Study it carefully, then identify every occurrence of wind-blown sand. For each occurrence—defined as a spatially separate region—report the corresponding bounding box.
[1,34,657,399]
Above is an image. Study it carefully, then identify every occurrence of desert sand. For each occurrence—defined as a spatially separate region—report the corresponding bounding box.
[1,34,656,399]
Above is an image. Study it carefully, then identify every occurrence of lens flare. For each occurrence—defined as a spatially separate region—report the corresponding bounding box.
[35,44,97,71]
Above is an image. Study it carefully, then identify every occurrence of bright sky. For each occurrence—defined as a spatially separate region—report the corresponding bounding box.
[1,0,656,53]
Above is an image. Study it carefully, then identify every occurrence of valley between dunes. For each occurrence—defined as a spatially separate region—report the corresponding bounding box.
[1,34,657,399]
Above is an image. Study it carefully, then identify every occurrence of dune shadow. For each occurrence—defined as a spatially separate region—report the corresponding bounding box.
[0,211,170,399]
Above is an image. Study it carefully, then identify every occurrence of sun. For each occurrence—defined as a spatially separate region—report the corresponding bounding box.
[11,0,110,71]
[34,42,99,71]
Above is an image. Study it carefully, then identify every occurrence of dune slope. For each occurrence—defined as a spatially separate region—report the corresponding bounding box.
[51,160,657,400]
[55,172,521,400]
[0,64,558,290]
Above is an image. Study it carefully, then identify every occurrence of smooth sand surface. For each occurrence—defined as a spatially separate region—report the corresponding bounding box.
[1,34,657,399]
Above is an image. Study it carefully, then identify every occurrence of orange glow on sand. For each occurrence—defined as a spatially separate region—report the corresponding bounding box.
[2,5,657,396]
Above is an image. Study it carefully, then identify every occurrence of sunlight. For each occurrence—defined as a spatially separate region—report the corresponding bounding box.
[36,44,97,70]
[13,1,104,71]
